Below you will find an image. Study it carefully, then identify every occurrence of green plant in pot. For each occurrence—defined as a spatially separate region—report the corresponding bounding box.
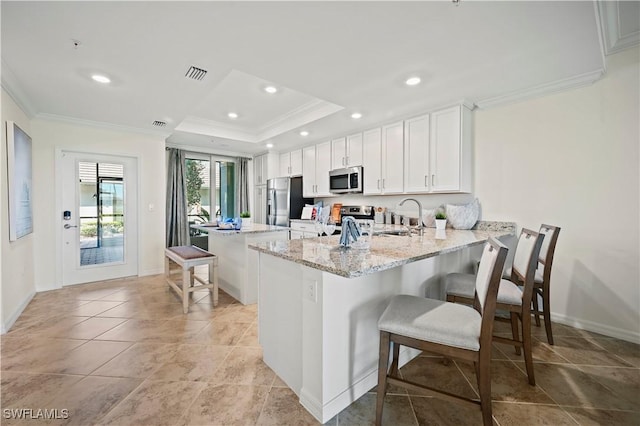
[240,211,252,228]
[435,210,447,230]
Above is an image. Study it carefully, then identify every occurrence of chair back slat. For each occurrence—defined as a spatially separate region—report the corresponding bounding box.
[511,228,545,305]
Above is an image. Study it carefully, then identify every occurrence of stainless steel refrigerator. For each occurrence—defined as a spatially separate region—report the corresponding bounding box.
[266,176,313,226]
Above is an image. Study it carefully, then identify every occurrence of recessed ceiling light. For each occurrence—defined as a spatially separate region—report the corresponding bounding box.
[351,112,363,119]
[405,76,421,86]
[228,112,238,119]
[264,86,278,94]
[266,143,274,148]
[91,74,111,84]
[300,131,309,137]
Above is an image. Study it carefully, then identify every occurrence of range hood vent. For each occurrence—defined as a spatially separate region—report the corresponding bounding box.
[185,65,207,81]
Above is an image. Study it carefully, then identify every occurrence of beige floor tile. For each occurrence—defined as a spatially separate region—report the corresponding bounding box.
[492,402,577,425]
[94,301,140,319]
[237,321,260,347]
[56,317,128,340]
[1,336,87,372]
[147,344,231,382]
[563,407,640,425]
[550,336,635,367]
[1,371,84,408]
[399,356,477,399]
[97,379,206,426]
[590,337,640,368]
[190,320,252,345]
[458,360,555,404]
[212,346,275,386]
[7,316,91,338]
[91,343,180,379]
[69,301,125,317]
[514,361,638,411]
[93,319,168,342]
[496,336,571,364]
[19,376,142,426]
[178,383,269,425]
[214,303,258,323]
[575,366,640,409]
[154,319,211,343]
[257,387,329,426]
[410,395,496,426]
[36,340,132,375]
[337,392,416,426]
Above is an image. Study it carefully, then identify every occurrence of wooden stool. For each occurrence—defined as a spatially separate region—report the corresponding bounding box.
[164,245,218,313]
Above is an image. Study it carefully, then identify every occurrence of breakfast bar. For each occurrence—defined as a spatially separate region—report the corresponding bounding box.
[193,223,289,304]
[248,222,515,423]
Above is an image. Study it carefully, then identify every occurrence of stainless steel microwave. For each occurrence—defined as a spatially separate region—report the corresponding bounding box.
[329,166,363,194]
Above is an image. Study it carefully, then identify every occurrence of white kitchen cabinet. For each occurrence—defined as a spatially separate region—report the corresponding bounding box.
[381,122,404,194]
[289,220,320,240]
[253,152,279,186]
[254,185,267,224]
[404,114,431,193]
[362,128,382,194]
[331,133,363,170]
[303,141,333,197]
[429,105,472,192]
[279,149,303,177]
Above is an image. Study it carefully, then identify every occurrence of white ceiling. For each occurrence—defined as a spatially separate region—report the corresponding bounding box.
[0,1,622,155]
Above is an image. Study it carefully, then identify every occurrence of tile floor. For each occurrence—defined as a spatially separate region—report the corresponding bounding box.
[2,273,639,425]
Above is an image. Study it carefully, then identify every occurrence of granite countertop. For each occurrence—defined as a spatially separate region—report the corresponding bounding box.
[192,223,289,235]
[248,221,516,278]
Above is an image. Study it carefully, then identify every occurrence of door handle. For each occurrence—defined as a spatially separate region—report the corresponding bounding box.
[64,224,78,229]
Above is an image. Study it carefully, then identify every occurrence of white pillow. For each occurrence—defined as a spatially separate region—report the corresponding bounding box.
[446,199,480,230]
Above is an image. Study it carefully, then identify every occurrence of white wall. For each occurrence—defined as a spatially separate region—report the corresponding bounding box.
[474,48,640,342]
[30,119,167,291]
[1,88,36,332]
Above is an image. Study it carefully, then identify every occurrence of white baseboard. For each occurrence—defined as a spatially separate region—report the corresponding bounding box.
[138,267,164,277]
[1,290,36,334]
[551,312,640,344]
[300,346,421,423]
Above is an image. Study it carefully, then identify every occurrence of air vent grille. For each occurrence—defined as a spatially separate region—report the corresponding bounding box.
[185,66,207,81]
[152,120,166,127]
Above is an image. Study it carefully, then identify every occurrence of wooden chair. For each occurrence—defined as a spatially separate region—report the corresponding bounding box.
[376,237,508,426]
[531,224,561,345]
[445,228,544,386]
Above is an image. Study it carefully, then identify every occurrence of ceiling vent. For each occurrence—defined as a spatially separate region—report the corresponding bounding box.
[185,65,207,81]
[152,120,166,127]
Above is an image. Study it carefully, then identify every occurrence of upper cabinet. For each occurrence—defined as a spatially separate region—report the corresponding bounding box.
[404,114,431,193]
[429,105,472,193]
[362,122,404,195]
[279,149,303,177]
[254,152,279,186]
[303,141,333,198]
[331,133,363,170]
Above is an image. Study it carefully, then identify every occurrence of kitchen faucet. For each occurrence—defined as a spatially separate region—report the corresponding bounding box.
[398,198,424,237]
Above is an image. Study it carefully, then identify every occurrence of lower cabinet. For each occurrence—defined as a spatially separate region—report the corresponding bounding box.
[290,220,319,240]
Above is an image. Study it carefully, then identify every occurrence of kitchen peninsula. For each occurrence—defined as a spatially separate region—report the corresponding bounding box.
[249,222,515,423]
[193,223,288,304]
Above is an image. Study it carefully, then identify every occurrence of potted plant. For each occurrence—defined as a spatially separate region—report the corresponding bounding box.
[240,211,252,228]
[435,210,447,230]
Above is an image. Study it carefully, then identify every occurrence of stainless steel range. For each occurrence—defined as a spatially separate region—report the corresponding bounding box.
[338,205,375,225]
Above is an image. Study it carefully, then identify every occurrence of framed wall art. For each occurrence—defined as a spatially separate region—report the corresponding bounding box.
[6,121,33,240]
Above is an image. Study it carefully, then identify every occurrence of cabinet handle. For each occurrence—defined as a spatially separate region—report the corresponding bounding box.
[342,157,345,166]
[377,179,380,189]
[382,178,385,189]
[431,174,435,186]
[425,175,428,187]
[346,156,349,166]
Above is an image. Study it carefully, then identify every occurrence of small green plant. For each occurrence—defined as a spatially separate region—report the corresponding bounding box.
[240,211,251,218]
[435,211,447,220]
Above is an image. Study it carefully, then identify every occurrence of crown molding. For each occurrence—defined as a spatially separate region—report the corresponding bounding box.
[175,116,259,143]
[597,0,640,56]
[1,59,38,118]
[474,69,604,110]
[35,113,171,138]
